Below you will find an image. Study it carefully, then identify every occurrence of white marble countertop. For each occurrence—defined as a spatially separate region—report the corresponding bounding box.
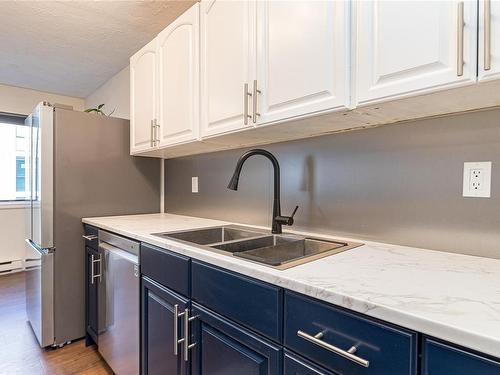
[83,213,500,358]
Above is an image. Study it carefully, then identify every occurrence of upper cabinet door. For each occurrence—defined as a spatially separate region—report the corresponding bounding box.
[355,0,477,106]
[200,0,256,137]
[479,0,500,81]
[256,1,349,125]
[157,3,200,147]
[130,39,157,154]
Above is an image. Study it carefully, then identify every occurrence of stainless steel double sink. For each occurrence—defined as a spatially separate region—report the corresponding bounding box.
[152,225,362,270]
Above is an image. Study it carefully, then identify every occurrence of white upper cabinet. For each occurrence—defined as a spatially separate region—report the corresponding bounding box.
[200,0,256,137]
[355,0,477,106]
[256,1,349,125]
[478,0,500,81]
[157,3,200,146]
[130,39,157,154]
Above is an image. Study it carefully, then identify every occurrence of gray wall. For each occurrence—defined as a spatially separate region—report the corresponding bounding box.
[165,108,500,259]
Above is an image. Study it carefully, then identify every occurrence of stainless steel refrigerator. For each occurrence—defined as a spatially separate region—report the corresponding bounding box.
[24,102,160,348]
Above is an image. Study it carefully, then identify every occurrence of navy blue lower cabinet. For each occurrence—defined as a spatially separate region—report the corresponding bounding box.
[85,246,99,345]
[284,351,336,375]
[190,302,282,375]
[141,276,189,375]
[284,291,417,375]
[422,337,500,375]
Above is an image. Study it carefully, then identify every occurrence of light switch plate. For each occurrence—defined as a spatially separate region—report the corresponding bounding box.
[463,162,491,198]
[191,177,199,193]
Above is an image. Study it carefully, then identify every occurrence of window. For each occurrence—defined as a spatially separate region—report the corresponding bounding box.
[0,113,29,201]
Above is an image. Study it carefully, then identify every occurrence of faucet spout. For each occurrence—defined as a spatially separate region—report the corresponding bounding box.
[227,149,297,234]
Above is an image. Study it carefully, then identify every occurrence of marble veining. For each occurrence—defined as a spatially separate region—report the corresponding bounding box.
[83,213,500,358]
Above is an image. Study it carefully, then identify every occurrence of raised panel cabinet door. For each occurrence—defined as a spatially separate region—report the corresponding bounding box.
[85,246,98,343]
[141,277,189,375]
[130,39,157,154]
[200,0,256,137]
[190,303,282,375]
[423,338,500,374]
[478,0,500,81]
[256,1,349,125]
[356,0,477,106]
[157,3,200,147]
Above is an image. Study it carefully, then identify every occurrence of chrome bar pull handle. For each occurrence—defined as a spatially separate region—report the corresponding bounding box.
[82,234,98,241]
[183,308,197,362]
[90,254,95,284]
[252,79,261,124]
[244,83,252,125]
[154,118,160,146]
[297,330,370,368]
[90,254,102,284]
[484,0,491,71]
[150,119,154,147]
[173,304,181,355]
[457,1,465,76]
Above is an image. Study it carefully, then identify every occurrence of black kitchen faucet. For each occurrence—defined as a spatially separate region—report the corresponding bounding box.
[227,149,298,234]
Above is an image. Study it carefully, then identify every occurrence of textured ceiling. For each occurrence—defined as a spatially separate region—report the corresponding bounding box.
[0,1,195,98]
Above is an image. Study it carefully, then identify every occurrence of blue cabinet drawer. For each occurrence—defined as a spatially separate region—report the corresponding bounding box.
[83,224,98,250]
[423,337,500,375]
[140,243,190,297]
[191,260,283,342]
[284,292,417,375]
[284,351,336,375]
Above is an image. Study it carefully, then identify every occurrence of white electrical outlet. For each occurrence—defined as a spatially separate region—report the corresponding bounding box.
[191,177,199,193]
[463,162,492,198]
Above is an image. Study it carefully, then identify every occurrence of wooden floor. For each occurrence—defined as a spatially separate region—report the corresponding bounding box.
[0,272,113,375]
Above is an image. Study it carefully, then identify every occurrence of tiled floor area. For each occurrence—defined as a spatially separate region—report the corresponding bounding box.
[0,272,113,374]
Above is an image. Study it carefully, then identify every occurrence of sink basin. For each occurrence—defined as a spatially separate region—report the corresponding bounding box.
[153,225,362,270]
[212,235,298,253]
[233,237,348,266]
[152,225,265,245]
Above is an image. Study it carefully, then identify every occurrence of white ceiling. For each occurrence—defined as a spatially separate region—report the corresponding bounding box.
[0,1,195,98]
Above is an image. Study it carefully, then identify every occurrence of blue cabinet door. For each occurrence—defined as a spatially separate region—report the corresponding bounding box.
[284,351,336,375]
[423,337,500,375]
[85,246,99,344]
[141,276,189,375]
[190,302,282,375]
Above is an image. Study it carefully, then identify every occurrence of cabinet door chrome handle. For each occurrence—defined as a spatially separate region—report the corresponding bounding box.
[457,1,465,76]
[183,308,197,362]
[92,255,102,283]
[90,254,95,284]
[252,79,261,124]
[82,235,98,241]
[150,119,154,147]
[90,254,102,284]
[173,304,181,356]
[297,330,370,368]
[154,118,160,146]
[484,0,491,71]
[244,83,252,125]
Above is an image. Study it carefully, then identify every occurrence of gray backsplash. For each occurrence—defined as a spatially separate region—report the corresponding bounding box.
[164,108,500,259]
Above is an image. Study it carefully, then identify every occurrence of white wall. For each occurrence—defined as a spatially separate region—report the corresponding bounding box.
[0,204,28,271]
[0,83,84,115]
[0,83,84,272]
[84,66,130,120]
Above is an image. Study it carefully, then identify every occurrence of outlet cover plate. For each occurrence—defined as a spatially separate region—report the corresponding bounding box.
[192,177,199,193]
[463,162,491,198]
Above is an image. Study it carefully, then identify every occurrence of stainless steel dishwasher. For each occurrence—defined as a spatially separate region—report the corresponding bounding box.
[98,230,140,375]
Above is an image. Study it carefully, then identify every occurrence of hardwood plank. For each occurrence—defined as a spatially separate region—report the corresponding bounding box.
[0,272,113,374]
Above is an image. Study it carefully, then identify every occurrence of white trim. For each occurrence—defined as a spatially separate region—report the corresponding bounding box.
[0,201,30,210]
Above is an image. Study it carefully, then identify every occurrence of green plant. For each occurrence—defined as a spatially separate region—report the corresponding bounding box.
[84,103,115,116]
